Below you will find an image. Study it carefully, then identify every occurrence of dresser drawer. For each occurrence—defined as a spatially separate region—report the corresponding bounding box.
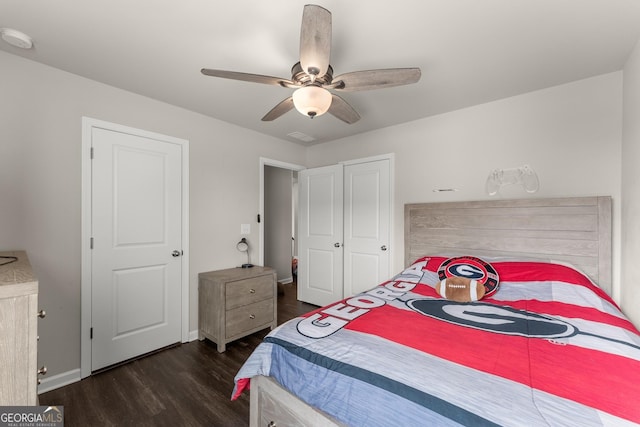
[226,275,273,309]
[226,299,274,338]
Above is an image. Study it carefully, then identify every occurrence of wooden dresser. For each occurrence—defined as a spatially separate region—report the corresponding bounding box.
[0,251,41,405]
[198,266,277,352]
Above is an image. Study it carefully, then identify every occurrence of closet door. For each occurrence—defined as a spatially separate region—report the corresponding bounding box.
[298,165,344,306]
[343,159,390,297]
[297,159,391,306]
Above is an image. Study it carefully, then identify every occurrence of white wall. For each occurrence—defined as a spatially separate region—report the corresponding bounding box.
[307,72,624,303]
[621,39,640,327]
[0,51,306,379]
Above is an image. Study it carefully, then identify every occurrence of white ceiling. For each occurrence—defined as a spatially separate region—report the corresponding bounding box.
[2,0,640,145]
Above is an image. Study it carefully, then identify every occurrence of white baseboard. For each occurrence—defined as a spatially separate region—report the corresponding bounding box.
[37,368,81,394]
[188,329,199,342]
[278,276,293,284]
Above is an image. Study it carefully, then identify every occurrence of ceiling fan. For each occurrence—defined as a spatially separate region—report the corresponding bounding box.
[201,4,421,124]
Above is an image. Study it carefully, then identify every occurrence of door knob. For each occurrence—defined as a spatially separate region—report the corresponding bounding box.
[172,250,181,257]
[381,245,387,251]
[334,242,341,248]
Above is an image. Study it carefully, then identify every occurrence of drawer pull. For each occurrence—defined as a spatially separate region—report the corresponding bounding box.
[249,289,256,294]
[249,314,256,319]
[38,366,47,376]
[268,422,276,427]
[38,309,46,318]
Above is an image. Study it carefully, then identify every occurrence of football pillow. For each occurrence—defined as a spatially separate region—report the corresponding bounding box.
[437,255,500,297]
[436,276,485,302]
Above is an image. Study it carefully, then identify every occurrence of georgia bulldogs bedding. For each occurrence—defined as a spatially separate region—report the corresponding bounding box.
[232,256,640,426]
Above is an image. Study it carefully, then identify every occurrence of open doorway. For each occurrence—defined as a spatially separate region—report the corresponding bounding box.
[264,166,297,283]
[258,158,305,284]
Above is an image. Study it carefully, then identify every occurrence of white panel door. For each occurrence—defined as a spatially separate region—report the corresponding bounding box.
[91,127,182,371]
[343,160,390,297]
[298,164,343,306]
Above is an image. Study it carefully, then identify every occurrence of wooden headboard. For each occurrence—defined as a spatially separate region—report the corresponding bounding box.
[404,196,612,295]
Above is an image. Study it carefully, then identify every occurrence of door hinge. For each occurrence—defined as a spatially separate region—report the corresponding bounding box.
[90,237,94,249]
[257,214,261,223]
[90,147,94,159]
[90,327,93,339]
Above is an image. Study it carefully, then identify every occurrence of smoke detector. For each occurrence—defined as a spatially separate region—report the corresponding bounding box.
[0,28,33,49]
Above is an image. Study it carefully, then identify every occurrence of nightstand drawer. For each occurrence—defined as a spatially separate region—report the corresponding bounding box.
[226,275,273,309]
[226,299,274,338]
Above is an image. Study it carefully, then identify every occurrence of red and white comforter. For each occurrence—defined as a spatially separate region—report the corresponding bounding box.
[233,257,640,426]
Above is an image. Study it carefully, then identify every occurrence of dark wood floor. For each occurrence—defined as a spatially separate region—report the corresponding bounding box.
[39,282,317,427]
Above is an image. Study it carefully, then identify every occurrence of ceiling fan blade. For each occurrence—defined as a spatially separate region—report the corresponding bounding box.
[261,97,295,121]
[332,68,421,92]
[299,4,331,79]
[201,69,296,88]
[328,94,360,124]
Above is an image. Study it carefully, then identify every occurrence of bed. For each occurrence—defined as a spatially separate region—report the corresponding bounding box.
[232,196,640,426]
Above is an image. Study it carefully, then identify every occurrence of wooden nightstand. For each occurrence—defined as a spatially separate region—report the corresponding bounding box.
[198,266,277,352]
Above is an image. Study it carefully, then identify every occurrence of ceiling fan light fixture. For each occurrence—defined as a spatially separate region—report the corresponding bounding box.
[292,85,332,118]
[200,5,419,124]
